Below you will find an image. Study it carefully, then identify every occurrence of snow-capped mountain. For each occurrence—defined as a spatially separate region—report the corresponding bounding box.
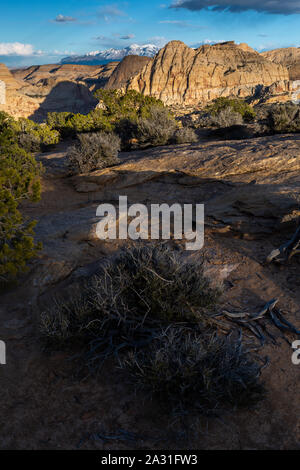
[60,44,160,65]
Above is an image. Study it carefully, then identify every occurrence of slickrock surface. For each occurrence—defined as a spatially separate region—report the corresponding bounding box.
[126,41,289,105]
[262,47,300,81]
[0,135,299,449]
[19,134,300,275]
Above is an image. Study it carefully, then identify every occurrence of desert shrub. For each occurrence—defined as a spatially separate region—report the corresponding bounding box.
[122,326,265,415]
[94,89,164,121]
[0,190,40,284]
[114,118,139,149]
[137,106,178,147]
[210,107,244,128]
[267,103,300,133]
[206,97,256,122]
[9,118,59,152]
[0,143,42,201]
[47,91,168,148]
[196,112,214,128]
[47,111,113,138]
[40,244,221,355]
[47,112,74,138]
[0,139,42,284]
[68,131,121,174]
[172,127,198,144]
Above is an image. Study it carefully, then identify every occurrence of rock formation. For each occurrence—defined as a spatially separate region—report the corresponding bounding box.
[262,47,300,81]
[1,62,119,120]
[126,40,289,106]
[0,80,5,105]
[105,55,152,90]
[12,62,118,91]
[0,63,20,91]
[0,62,40,118]
[0,41,297,119]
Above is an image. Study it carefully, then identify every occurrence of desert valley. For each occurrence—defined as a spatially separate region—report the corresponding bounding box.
[0,25,300,453]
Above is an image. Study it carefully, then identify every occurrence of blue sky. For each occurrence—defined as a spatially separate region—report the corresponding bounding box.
[1,0,300,67]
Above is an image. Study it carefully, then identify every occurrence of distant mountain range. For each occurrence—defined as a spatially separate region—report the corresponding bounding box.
[60,44,160,65]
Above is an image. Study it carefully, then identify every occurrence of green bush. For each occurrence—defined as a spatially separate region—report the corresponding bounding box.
[47,91,175,148]
[267,103,300,133]
[0,112,59,152]
[47,110,114,138]
[94,89,164,122]
[0,130,42,284]
[206,97,256,122]
[68,131,121,174]
[122,326,265,415]
[0,189,40,284]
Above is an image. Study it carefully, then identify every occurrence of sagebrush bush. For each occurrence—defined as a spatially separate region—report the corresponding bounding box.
[68,131,121,174]
[122,326,265,415]
[172,127,198,144]
[267,103,300,133]
[211,107,244,128]
[137,107,178,147]
[40,244,221,355]
[206,97,256,122]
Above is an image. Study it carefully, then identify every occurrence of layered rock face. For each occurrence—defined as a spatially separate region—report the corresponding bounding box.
[0,63,39,118]
[2,62,119,120]
[126,41,289,106]
[105,55,151,90]
[0,80,5,105]
[262,47,300,81]
[0,63,20,91]
[12,62,118,92]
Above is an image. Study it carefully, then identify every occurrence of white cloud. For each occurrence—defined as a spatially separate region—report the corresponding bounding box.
[159,20,205,29]
[0,42,35,56]
[147,36,169,47]
[98,5,126,22]
[54,14,77,23]
[190,38,227,47]
[120,34,135,40]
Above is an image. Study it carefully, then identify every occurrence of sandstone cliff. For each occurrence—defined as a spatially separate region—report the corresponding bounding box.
[0,63,40,118]
[262,47,300,81]
[12,62,118,92]
[126,41,289,106]
[2,62,119,120]
[0,63,20,90]
[105,55,151,90]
